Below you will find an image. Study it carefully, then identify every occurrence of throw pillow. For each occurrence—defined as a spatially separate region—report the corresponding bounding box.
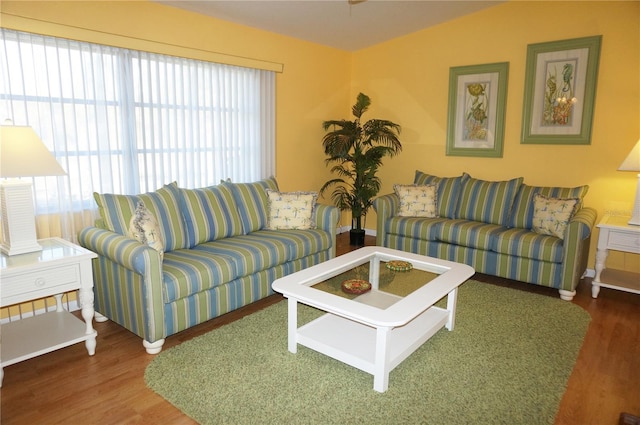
[93,182,188,252]
[414,170,468,219]
[265,189,317,230]
[128,201,165,261]
[531,193,579,239]
[394,184,438,217]
[508,184,589,229]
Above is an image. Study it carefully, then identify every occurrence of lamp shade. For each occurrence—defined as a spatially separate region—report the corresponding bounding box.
[1,125,66,177]
[618,140,640,172]
[618,139,640,226]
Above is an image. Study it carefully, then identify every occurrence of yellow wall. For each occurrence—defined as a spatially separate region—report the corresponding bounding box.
[1,0,638,273]
[352,1,640,272]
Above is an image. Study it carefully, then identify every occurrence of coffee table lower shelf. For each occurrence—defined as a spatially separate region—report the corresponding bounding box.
[296,305,449,392]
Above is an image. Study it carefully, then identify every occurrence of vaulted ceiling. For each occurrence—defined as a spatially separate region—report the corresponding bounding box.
[156,1,504,51]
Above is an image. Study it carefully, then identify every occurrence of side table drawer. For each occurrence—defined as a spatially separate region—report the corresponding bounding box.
[608,230,640,253]
[1,264,81,306]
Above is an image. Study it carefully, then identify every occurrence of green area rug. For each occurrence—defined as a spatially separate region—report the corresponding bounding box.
[145,280,590,425]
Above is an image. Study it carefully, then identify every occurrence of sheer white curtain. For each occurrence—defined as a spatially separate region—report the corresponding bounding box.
[0,28,275,242]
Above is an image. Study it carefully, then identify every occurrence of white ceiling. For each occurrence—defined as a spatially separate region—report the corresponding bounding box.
[157,0,504,51]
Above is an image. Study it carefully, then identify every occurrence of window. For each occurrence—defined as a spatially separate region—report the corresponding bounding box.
[0,28,275,240]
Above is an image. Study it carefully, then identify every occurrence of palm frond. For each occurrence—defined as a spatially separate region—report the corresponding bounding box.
[352,93,371,119]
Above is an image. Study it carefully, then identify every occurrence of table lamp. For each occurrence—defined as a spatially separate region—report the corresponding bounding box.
[0,123,67,255]
[618,139,640,226]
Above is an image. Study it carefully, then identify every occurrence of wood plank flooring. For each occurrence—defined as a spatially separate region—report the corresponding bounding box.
[1,234,639,424]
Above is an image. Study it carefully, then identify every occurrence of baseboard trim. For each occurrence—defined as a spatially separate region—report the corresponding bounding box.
[338,226,377,237]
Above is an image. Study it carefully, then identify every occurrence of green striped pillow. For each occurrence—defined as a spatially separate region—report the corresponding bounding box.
[223,177,279,234]
[414,170,468,218]
[508,184,589,229]
[457,175,524,226]
[93,182,189,252]
[180,184,244,246]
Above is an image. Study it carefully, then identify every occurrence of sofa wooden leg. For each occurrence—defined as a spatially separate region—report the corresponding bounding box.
[558,289,576,301]
[143,339,165,354]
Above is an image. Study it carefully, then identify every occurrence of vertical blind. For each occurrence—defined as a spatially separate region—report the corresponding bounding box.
[0,28,275,242]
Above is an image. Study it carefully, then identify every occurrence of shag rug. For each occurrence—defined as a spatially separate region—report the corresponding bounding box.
[145,280,590,425]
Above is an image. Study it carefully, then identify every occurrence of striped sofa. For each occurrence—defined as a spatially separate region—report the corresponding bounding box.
[78,177,339,354]
[373,171,597,301]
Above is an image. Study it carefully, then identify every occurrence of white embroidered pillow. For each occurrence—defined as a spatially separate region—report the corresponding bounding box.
[531,194,579,240]
[266,190,318,230]
[128,201,165,261]
[394,184,438,218]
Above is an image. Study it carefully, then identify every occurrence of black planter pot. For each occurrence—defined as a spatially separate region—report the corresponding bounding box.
[349,228,366,246]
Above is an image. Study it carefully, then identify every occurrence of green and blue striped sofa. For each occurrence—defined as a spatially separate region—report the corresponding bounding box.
[373,171,597,301]
[78,177,339,354]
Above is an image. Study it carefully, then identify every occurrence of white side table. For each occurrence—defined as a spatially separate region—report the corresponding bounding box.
[0,238,98,386]
[592,215,640,298]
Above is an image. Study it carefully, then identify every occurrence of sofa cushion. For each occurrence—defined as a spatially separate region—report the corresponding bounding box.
[160,228,332,304]
[180,184,244,247]
[162,249,239,303]
[492,228,564,263]
[94,182,189,252]
[457,175,523,226]
[531,194,579,240]
[224,177,279,234]
[249,230,333,261]
[191,229,330,282]
[386,217,448,241]
[414,170,468,218]
[508,184,589,230]
[394,184,438,217]
[437,219,504,251]
[265,190,318,230]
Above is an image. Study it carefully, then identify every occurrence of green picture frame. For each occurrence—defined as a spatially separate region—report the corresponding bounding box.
[521,35,602,145]
[446,62,509,158]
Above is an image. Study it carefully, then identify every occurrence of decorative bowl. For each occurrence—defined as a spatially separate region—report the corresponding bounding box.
[385,260,413,272]
[341,279,372,294]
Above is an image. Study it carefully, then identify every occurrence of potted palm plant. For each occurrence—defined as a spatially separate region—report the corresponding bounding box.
[320,93,402,246]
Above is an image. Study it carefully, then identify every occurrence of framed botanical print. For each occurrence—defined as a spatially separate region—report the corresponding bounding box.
[521,35,602,145]
[446,62,509,158]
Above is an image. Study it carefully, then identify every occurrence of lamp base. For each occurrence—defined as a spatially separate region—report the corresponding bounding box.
[628,174,640,226]
[0,180,42,256]
[0,240,42,256]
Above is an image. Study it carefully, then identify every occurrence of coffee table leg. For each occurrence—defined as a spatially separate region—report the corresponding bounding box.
[287,298,298,353]
[369,256,380,289]
[373,326,392,393]
[445,287,458,331]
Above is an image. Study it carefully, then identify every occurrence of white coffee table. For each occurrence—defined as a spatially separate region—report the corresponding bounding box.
[272,246,474,392]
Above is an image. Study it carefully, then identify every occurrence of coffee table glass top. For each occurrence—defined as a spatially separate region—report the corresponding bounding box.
[312,262,439,300]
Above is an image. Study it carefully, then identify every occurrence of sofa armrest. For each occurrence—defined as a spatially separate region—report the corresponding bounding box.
[78,226,162,275]
[566,206,598,237]
[77,226,165,344]
[373,193,399,246]
[313,203,340,258]
[560,206,598,292]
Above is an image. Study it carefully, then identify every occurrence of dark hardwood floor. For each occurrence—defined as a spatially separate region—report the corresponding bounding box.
[1,233,639,424]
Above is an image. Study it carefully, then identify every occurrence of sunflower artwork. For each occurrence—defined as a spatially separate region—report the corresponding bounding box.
[463,82,489,140]
[542,59,578,126]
